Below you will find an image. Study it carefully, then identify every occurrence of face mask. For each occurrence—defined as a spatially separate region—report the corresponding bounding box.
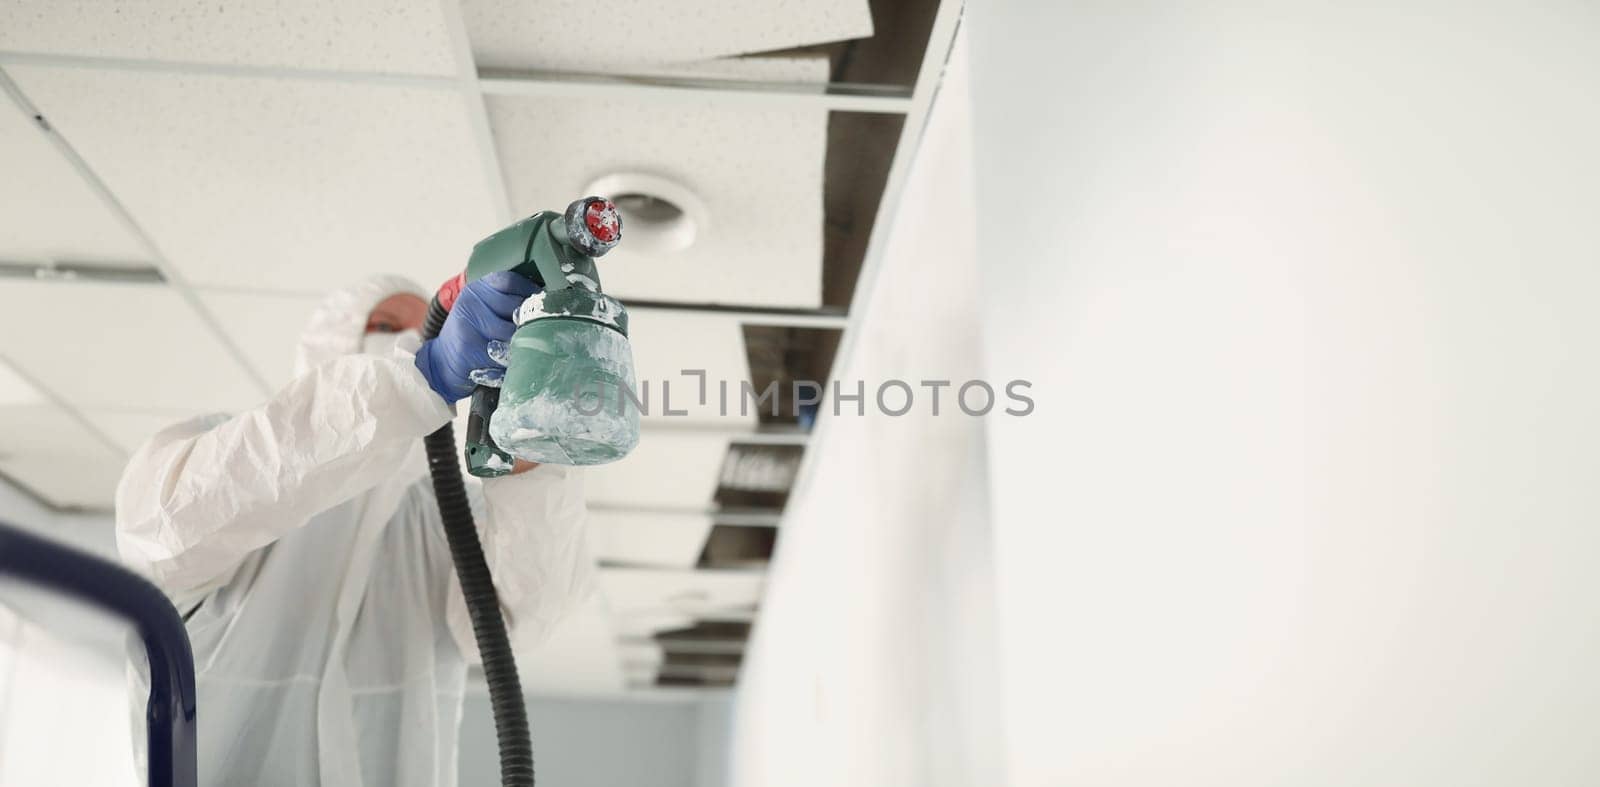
[361,331,403,358]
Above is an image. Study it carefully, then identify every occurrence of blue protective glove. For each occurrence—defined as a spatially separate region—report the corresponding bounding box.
[414,271,540,403]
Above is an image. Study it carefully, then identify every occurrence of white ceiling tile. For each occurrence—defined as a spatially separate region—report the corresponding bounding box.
[8,67,500,294]
[626,310,756,429]
[0,1,458,75]
[588,508,713,569]
[0,404,119,461]
[83,410,197,454]
[518,596,625,695]
[488,83,827,309]
[0,97,147,267]
[0,280,261,412]
[621,666,657,687]
[464,0,871,72]
[196,291,322,389]
[598,566,765,619]
[584,429,730,509]
[612,610,697,639]
[618,640,664,669]
[0,446,124,510]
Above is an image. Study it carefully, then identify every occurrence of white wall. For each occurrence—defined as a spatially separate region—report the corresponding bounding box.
[458,694,725,787]
[0,481,138,787]
[969,2,1600,785]
[728,32,1006,787]
[694,693,732,787]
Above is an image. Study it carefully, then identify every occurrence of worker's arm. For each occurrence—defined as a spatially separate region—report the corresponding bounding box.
[115,336,453,602]
[444,463,594,661]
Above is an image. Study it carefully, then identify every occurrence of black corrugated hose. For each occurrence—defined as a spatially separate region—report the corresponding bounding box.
[421,297,534,786]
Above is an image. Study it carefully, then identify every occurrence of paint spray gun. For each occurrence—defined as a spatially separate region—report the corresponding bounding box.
[432,197,640,476]
[418,198,640,785]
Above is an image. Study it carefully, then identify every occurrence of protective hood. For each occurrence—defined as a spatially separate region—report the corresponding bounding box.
[292,274,428,377]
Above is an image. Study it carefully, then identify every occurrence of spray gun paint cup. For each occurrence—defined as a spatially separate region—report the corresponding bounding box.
[488,287,640,465]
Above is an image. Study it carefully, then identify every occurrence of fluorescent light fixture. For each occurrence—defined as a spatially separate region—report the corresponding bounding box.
[0,260,165,284]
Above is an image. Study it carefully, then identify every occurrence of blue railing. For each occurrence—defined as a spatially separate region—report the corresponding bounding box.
[0,521,197,787]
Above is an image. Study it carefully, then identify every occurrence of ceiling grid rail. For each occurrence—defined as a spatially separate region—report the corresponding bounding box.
[0,50,913,114]
[437,0,514,226]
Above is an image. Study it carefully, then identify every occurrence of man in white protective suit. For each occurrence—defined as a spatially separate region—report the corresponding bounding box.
[114,273,591,786]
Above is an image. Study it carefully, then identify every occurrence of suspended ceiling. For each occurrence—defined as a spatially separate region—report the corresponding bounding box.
[0,0,957,695]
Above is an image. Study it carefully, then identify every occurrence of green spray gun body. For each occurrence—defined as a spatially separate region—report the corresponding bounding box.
[459,197,640,477]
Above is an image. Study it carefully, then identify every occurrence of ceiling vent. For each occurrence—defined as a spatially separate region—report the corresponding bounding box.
[585,172,707,254]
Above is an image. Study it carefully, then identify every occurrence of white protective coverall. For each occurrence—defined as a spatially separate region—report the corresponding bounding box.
[115,275,592,786]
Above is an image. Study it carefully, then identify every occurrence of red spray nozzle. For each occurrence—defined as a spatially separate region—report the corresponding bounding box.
[584,199,621,243]
[564,196,622,257]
